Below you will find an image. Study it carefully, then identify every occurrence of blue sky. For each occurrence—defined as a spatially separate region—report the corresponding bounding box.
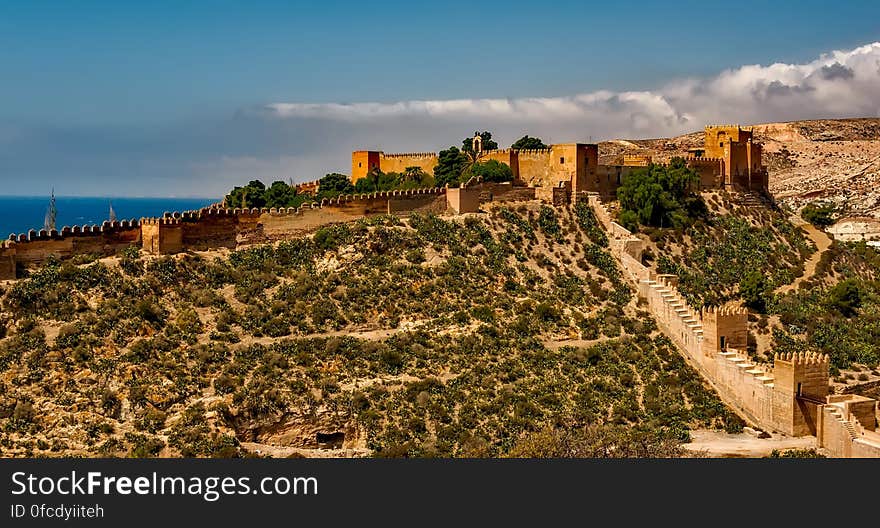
[1,0,879,197]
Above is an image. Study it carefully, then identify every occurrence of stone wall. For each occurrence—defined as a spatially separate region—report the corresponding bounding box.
[464,181,537,203]
[2,221,142,277]
[446,188,481,214]
[142,218,183,255]
[818,397,880,457]
[479,149,520,181]
[516,149,552,187]
[0,243,16,280]
[379,152,439,176]
[586,193,854,440]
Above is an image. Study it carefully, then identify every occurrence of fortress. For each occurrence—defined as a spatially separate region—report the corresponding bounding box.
[352,125,769,197]
[0,123,875,457]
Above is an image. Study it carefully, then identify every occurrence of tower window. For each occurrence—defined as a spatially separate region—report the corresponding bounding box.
[358,162,362,168]
[560,157,565,164]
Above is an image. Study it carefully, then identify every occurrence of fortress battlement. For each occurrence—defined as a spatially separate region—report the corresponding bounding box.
[700,305,748,316]
[380,152,437,159]
[140,217,182,226]
[8,218,142,243]
[774,351,830,367]
[514,148,551,155]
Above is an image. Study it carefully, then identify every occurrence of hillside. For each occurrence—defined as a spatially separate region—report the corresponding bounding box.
[600,118,880,217]
[0,203,743,458]
[618,190,880,393]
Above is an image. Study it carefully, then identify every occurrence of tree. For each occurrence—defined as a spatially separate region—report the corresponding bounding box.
[826,279,862,317]
[434,147,470,187]
[801,202,836,227]
[353,167,435,193]
[511,135,548,150]
[264,180,298,207]
[739,269,772,313]
[225,180,313,209]
[463,160,513,183]
[316,173,355,199]
[402,166,432,186]
[225,180,267,208]
[616,158,705,229]
[462,131,498,160]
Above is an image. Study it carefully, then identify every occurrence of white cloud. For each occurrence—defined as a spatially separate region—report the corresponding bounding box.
[261,41,880,142]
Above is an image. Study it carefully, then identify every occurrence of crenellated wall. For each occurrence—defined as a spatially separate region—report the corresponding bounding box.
[1,220,142,278]
[478,149,520,182]
[0,188,448,271]
[516,149,552,186]
[585,192,880,451]
[142,187,448,254]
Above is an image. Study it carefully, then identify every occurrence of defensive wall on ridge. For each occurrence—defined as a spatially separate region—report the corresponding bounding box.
[0,188,448,280]
[586,192,880,456]
[0,220,142,276]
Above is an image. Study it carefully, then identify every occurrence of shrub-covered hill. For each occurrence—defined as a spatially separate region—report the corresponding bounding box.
[771,241,880,374]
[0,202,740,458]
[628,190,880,378]
[649,191,814,308]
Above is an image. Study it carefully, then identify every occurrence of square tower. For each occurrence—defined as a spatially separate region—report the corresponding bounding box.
[771,352,830,435]
[141,218,183,255]
[549,143,598,195]
[351,151,381,183]
[700,305,748,357]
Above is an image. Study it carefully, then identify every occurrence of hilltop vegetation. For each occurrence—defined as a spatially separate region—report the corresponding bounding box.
[616,158,707,232]
[0,202,740,458]
[771,241,880,370]
[651,192,814,308]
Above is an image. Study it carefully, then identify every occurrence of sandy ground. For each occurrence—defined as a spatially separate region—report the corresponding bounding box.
[240,442,371,458]
[775,215,832,295]
[684,429,816,458]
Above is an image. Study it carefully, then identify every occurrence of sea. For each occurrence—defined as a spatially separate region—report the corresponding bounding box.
[0,196,219,237]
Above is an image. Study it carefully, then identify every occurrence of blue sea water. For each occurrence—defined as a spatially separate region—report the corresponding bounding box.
[0,196,219,237]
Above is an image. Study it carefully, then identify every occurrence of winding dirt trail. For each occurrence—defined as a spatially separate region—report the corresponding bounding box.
[775,217,832,295]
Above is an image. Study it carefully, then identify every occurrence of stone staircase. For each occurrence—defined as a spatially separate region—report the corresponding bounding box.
[826,405,859,440]
[733,191,774,208]
[720,349,775,388]
[645,279,704,347]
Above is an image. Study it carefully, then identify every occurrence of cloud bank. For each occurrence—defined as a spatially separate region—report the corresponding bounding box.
[2,41,879,197]
[263,41,880,136]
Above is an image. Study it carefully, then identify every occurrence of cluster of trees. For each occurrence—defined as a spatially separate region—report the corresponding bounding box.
[224,180,312,209]
[616,158,706,231]
[800,201,837,227]
[510,135,548,150]
[434,131,524,187]
[224,173,366,209]
[353,166,434,193]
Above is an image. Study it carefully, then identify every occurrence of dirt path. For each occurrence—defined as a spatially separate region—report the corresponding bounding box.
[775,216,832,295]
[684,429,817,458]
